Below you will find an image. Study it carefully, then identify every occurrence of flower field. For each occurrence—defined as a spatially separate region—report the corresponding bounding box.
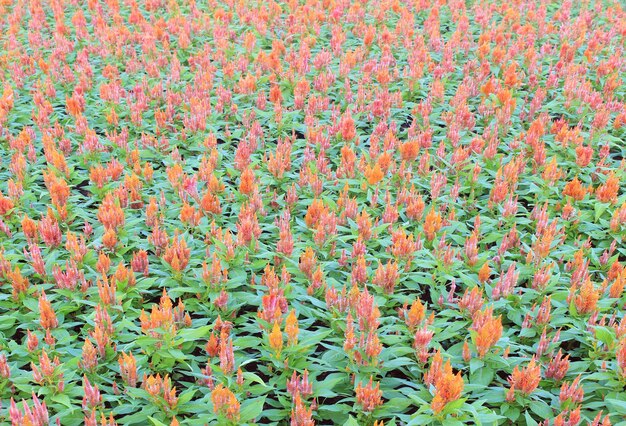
[0,0,625,424]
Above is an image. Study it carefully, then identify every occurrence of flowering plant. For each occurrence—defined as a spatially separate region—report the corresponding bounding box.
[0,0,624,425]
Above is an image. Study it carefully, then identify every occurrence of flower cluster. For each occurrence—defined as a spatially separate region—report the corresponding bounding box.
[0,0,624,425]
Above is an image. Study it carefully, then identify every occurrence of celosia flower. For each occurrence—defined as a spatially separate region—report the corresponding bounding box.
[10,393,49,426]
[82,375,102,410]
[211,384,240,422]
[0,354,10,379]
[462,341,471,362]
[269,321,283,357]
[423,208,442,241]
[563,177,587,201]
[299,247,317,278]
[465,231,479,266]
[142,374,178,409]
[291,392,314,426]
[492,262,519,300]
[550,408,581,426]
[131,250,149,276]
[472,308,502,358]
[506,358,541,401]
[588,411,612,426]
[364,163,384,186]
[535,296,552,326]
[0,191,14,216]
[559,376,584,406]
[38,208,62,247]
[163,232,191,272]
[617,339,626,379]
[574,278,599,315]
[431,360,464,414]
[21,215,37,241]
[458,287,484,315]
[8,266,29,299]
[596,172,619,203]
[31,348,64,392]
[478,262,491,283]
[372,260,399,294]
[26,330,38,352]
[414,326,434,363]
[39,291,58,330]
[285,310,299,345]
[140,289,191,342]
[219,337,235,375]
[118,352,137,387]
[97,194,125,230]
[287,370,313,398]
[355,377,383,413]
[405,298,426,328]
[81,338,98,372]
[545,350,570,381]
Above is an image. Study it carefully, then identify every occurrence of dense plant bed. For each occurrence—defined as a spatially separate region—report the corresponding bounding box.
[0,0,625,425]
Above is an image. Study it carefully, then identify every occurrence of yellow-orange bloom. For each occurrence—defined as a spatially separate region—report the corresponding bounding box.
[143,374,178,409]
[617,339,626,379]
[423,208,442,241]
[478,262,491,283]
[119,352,138,387]
[610,272,625,299]
[239,168,256,195]
[163,233,191,272]
[364,163,384,185]
[285,310,299,345]
[473,309,502,358]
[102,228,118,250]
[506,358,541,401]
[8,266,28,299]
[355,376,383,413]
[431,360,464,413]
[405,299,425,328]
[269,322,283,356]
[596,172,620,203]
[563,177,587,201]
[211,384,240,421]
[574,278,599,315]
[39,291,58,330]
[399,139,420,162]
[21,215,38,241]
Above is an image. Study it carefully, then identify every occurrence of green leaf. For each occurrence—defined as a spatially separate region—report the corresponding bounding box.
[343,415,360,426]
[469,358,484,373]
[442,419,464,426]
[441,398,466,415]
[595,203,608,222]
[529,400,552,419]
[503,405,520,422]
[595,326,615,347]
[167,348,188,361]
[50,393,72,409]
[607,399,626,415]
[118,407,157,425]
[176,325,212,342]
[177,389,196,406]
[473,409,505,425]
[470,366,494,386]
[525,411,538,426]
[407,414,433,425]
[0,316,16,330]
[240,395,266,423]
